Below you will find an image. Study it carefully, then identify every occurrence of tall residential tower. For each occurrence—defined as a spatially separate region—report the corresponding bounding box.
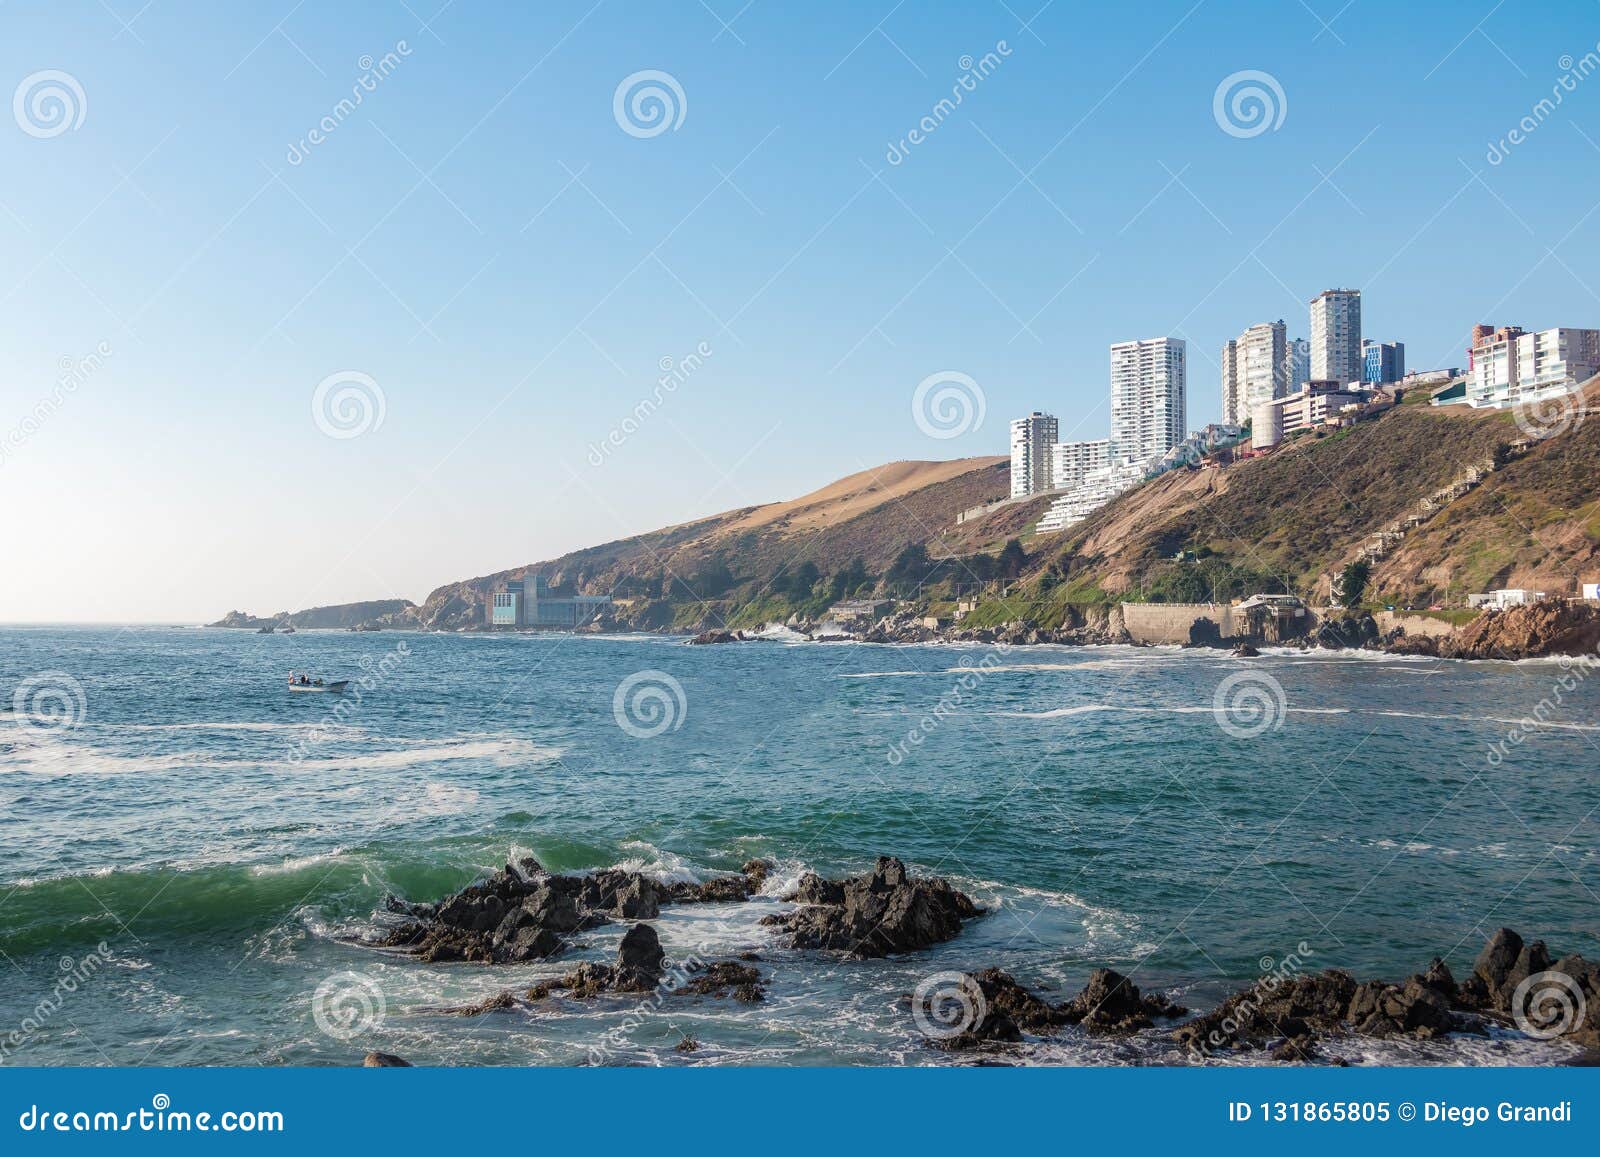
[1110,337,1186,463]
[1310,289,1362,383]
[1221,320,1287,426]
[1009,411,1058,497]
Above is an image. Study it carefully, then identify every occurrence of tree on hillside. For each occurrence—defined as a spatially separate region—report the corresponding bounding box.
[998,538,1028,580]
[828,558,869,601]
[782,560,821,600]
[886,542,931,589]
[1336,560,1370,607]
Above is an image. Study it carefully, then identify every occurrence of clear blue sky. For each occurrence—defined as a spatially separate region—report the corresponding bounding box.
[3,0,1596,620]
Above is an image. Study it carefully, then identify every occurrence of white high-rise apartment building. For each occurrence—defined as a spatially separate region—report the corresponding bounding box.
[1310,289,1362,383]
[1009,411,1058,497]
[1468,327,1600,408]
[1110,337,1186,463]
[1221,320,1287,425]
[1050,438,1111,491]
[1285,337,1310,391]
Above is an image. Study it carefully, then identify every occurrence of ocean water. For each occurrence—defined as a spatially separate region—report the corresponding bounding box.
[1,625,1596,1067]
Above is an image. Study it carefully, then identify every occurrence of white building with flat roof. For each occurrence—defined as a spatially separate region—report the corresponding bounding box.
[1009,411,1058,498]
[1110,337,1186,464]
[1468,327,1600,408]
[1310,289,1362,384]
[1222,320,1287,425]
[1050,438,1110,491]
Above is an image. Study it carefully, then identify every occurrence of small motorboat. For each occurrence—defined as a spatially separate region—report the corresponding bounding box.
[281,625,297,634]
[286,672,348,692]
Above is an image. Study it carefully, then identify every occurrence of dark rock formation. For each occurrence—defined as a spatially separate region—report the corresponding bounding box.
[376,857,660,963]
[362,1051,412,1067]
[761,856,982,958]
[530,923,669,1000]
[1174,970,1360,1056]
[1172,930,1600,1060]
[688,629,746,645]
[672,961,766,1003]
[663,860,772,904]
[924,968,1064,1050]
[1058,968,1187,1035]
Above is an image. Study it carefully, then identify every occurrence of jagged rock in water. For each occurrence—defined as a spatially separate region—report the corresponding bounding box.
[376,857,660,964]
[531,923,668,1000]
[760,856,982,958]
[672,960,766,1003]
[362,1051,412,1067]
[1059,968,1188,1035]
[663,859,771,904]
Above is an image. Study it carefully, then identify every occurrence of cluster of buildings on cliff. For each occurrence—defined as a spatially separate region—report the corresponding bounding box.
[1012,286,1599,534]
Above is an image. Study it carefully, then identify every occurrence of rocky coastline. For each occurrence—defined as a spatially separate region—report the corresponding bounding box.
[355,854,1599,1066]
[211,592,1600,661]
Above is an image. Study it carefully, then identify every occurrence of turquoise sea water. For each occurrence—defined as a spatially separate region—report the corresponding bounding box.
[1,625,1596,1066]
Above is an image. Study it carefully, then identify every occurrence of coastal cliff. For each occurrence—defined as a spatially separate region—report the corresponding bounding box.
[214,382,1600,658]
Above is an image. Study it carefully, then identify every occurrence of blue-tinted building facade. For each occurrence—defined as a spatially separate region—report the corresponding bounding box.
[1362,340,1405,384]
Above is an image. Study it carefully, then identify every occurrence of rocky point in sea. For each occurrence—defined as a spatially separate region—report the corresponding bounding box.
[364,852,1598,1065]
[373,856,773,963]
[761,856,983,958]
[920,926,1599,1063]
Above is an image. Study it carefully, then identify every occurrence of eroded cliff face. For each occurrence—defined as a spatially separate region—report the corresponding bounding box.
[1391,600,1600,660]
